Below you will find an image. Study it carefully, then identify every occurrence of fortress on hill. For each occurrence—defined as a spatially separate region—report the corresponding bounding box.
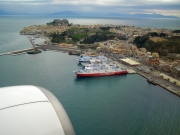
[47,19,70,26]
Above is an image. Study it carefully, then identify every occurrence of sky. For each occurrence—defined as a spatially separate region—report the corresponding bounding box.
[0,0,180,17]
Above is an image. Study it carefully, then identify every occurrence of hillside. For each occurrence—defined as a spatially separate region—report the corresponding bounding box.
[149,37,168,42]
[134,34,180,56]
[49,27,115,45]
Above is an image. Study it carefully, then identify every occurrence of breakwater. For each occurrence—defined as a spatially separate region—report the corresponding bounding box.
[0,48,37,56]
[0,45,81,56]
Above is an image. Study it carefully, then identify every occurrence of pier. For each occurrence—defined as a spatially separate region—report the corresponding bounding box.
[0,47,42,56]
[0,48,35,56]
[0,45,81,57]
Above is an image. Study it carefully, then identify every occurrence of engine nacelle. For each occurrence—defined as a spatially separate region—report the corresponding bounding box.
[0,85,75,135]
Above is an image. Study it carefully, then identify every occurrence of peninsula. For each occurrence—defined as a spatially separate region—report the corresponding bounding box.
[19,19,180,96]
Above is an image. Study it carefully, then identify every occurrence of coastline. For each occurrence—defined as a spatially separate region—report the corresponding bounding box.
[1,16,180,135]
[110,57,180,97]
[1,44,179,97]
[137,70,180,97]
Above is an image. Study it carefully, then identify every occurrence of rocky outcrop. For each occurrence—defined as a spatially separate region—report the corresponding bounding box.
[47,19,69,26]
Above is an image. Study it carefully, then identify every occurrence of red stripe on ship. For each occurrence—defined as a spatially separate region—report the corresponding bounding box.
[76,71,128,77]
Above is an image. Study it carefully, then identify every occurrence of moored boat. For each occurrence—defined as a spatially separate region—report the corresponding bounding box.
[77,56,108,63]
[147,77,157,85]
[74,63,128,77]
[27,49,42,54]
[77,56,91,63]
[68,51,80,56]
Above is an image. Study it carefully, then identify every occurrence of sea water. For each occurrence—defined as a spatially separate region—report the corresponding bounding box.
[0,16,180,135]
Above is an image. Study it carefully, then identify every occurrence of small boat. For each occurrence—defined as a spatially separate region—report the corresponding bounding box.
[27,49,42,54]
[77,56,92,63]
[147,77,157,85]
[68,51,80,56]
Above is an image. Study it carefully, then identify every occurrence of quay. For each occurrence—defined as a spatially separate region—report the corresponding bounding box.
[111,58,180,97]
[0,48,37,56]
[1,44,179,97]
[0,45,81,57]
[137,70,180,97]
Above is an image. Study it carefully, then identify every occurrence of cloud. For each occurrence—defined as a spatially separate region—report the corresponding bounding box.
[1,0,179,5]
[0,0,180,17]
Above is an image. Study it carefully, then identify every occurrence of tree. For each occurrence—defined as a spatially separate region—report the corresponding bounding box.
[150,32,158,37]
[159,33,166,37]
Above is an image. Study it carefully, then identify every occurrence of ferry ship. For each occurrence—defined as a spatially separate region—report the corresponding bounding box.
[74,63,128,77]
[77,56,108,63]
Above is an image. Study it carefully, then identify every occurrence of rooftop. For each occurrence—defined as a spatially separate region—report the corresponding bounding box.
[120,58,140,66]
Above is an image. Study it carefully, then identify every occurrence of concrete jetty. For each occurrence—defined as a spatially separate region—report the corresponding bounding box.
[0,47,43,56]
[127,69,137,74]
[0,45,80,57]
[0,48,35,56]
[136,69,180,97]
[111,57,180,97]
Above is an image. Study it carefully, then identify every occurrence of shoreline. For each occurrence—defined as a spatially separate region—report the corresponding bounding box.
[137,71,180,97]
[1,44,179,97]
[110,57,180,97]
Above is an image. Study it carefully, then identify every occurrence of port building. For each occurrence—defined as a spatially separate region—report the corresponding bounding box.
[120,58,140,66]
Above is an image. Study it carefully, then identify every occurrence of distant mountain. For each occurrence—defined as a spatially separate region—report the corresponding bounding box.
[131,13,179,19]
[50,11,79,16]
[49,11,179,19]
[104,13,179,19]
[0,9,179,19]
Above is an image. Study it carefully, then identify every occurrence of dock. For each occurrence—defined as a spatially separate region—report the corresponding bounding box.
[0,48,38,56]
[112,57,180,97]
[0,45,81,57]
[0,38,40,56]
[137,70,180,97]
[127,69,137,74]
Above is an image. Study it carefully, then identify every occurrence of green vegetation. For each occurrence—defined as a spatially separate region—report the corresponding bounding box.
[134,32,180,56]
[50,33,65,43]
[49,27,116,44]
[49,28,89,44]
[149,32,158,37]
[80,31,115,44]
[173,30,180,33]
[100,27,111,31]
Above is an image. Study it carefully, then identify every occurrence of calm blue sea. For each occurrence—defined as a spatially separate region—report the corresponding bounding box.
[0,16,180,135]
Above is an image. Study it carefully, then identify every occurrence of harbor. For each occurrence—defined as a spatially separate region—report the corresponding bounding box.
[1,16,180,135]
[73,53,180,97]
[0,41,179,97]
